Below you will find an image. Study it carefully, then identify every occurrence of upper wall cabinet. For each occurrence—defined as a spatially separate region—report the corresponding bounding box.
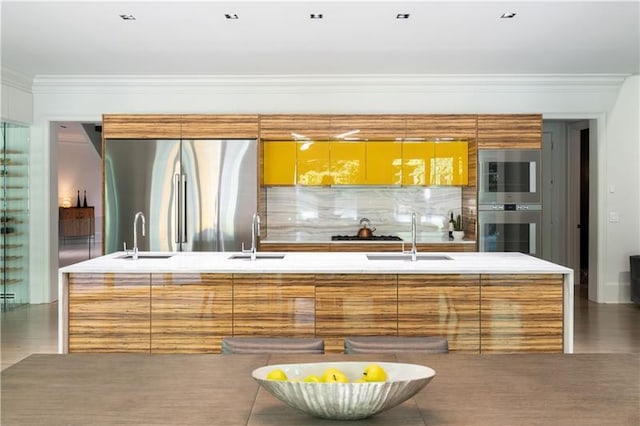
[406,115,477,140]
[103,114,182,139]
[477,114,542,149]
[181,114,259,139]
[260,115,332,140]
[366,141,403,185]
[330,115,406,140]
[432,142,469,185]
[103,114,260,139]
[298,141,331,185]
[263,142,297,185]
[402,142,434,186]
[330,142,366,185]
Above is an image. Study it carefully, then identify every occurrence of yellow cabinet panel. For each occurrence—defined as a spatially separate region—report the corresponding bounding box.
[402,142,435,186]
[432,142,468,185]
[263,141,296,185]
[330,142,366,185]
[366,141,402,185]
[297,141,331,185]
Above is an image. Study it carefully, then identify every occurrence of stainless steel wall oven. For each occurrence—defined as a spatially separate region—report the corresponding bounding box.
[478,150,541,205]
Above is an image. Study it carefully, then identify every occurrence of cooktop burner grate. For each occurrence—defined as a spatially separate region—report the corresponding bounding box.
[331,235,403,241]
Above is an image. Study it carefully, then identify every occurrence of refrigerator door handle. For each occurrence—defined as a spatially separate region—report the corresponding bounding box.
[182,174,187,243]
[174,173,181,244]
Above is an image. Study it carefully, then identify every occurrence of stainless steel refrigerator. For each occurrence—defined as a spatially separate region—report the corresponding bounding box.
[104,139,257,253]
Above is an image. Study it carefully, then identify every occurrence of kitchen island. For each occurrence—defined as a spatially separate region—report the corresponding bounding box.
[58,251,573,354]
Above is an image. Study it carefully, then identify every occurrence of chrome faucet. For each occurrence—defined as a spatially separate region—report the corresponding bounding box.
[133,211,146,260]
[403,212,418,262]
[242,212,261,261]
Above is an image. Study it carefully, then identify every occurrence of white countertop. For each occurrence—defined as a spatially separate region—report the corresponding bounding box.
[59,251,572,275]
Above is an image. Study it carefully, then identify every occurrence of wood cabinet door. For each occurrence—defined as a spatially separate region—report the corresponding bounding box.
[259,114,332,140]
[405,114,477,140]
[102,114,182,139]
[151,273,232,353]
[181,114,259,139]
[330,115,406,140]
[480,274,563,353]
[477,114,542,149]
[233,274,316,337]
[315,274,397,353]
[68,273,150,352]
[398,274,480,352]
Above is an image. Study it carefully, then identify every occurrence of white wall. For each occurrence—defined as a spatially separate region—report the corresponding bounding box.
[600,76,640,302]
[1,67,33,124]
[23,73,639,303]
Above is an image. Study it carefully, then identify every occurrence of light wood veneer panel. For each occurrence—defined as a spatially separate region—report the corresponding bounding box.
[233,274,316,337]
[68,273,150,353]
[398,274,480,352]
[151,273,232,353]
[330,115,406,140]
[477,114,542,149]
[102,114,182,139]
[258,243,476,252]
[258,243,333,252]
[480,274,563,353]
[315,274,398,353]
[406,114,478,139]
[259,114,332,140]
[181,114,259,138]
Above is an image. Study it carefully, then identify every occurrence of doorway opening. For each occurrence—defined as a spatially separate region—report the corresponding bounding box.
[54,121,103,267]
[542,119,595,300]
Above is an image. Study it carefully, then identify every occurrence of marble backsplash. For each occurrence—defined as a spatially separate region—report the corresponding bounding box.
[264,186,462,242]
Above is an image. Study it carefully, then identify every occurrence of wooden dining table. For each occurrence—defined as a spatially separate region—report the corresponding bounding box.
[1,353,638,425]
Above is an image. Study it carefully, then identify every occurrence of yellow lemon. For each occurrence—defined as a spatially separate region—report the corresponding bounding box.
[321,368,344,383]
[362,364,387,382]
[266,368,288,381]
[324,371,349,383]
[304,374,322,383]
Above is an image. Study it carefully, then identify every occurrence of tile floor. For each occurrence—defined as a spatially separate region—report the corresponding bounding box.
[2,240,640,370]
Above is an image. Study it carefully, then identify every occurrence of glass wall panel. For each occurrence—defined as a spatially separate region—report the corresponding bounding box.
[1,122,30,311]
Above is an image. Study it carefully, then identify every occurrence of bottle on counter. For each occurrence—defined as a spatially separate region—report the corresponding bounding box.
[448,212,455,241]
[83,190,88,207]
[76,190,81,208]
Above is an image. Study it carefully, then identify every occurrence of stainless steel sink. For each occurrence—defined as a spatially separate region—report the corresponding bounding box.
[228,253,286,260]
[118,253,176,260]
[366,254,452,261]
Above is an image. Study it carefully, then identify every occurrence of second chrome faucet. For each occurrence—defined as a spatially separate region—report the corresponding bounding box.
[132,211,146,260]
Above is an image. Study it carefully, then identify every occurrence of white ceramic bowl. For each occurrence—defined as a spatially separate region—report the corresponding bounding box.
[252,361,436,420]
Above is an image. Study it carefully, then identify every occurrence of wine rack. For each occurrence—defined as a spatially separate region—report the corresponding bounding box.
[1,122,30,311]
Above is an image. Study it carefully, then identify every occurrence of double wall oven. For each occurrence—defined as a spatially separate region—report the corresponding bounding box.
[478,150,542,257]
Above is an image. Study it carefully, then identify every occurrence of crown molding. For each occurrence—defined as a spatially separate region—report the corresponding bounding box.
[31,73,630,95]
[1,67,33,93]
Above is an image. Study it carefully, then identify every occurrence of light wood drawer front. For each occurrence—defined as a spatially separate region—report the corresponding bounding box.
[103,114,182,139]
[151,273,232,353]
[398,274,480,352]
[69,273,150,353]
[181,114,259,138]
[480,274,564,353]
[233,274,316,337]
[315,274,397,353]
[477,114,542,149]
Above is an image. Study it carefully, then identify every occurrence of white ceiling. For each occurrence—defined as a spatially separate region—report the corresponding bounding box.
[2,1,639,79]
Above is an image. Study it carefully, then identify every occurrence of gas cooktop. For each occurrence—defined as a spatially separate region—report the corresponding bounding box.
[331,235,403,241]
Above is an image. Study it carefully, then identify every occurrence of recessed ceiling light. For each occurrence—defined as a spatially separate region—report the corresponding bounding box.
[310,13,323,19]
[225,13,239,20]
[119,14,136,21]
[396,13,410,19]
[500,12,517,19]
